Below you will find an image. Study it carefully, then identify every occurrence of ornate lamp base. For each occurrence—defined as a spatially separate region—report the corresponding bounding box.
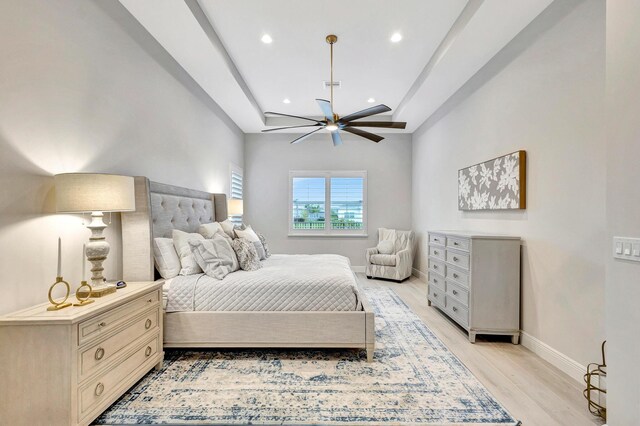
[77,283,117,298]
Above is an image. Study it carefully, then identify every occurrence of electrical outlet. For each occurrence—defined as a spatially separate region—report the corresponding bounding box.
[613,237,640,262]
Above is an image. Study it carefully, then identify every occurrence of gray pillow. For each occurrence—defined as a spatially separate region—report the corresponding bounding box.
[256,232,270,258]
[189,234,239,279]
[253,241,266,260]
[231,237,262,271]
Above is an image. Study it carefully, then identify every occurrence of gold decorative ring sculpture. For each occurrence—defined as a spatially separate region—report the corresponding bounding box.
[47,277,72,311]
[74,281,95,307]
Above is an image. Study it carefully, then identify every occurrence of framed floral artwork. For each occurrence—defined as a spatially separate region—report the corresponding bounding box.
[458,150,527,211]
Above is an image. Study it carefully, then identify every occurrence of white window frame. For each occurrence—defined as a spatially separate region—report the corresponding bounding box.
[229,163,243,224]
[288,170,368,237]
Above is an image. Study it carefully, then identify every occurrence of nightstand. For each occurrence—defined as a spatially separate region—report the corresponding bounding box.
[0,281,163,426]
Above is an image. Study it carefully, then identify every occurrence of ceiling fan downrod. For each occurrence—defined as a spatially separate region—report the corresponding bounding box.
[326,34,338,121]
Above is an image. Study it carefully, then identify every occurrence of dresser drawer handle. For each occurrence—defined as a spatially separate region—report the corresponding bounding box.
[147,298,153,303]
[434,238,439,242]
[95,347,105,361]
[433,250,438,255]
[145,319,152,329]
[452,306,458,312]
[453,273,459,278]
[98,321,107,328]
[433,265,438,269]
[453,256,459,262]
[433,292,438,298]
[95,382,105,396]
[145,346,152,357]
[452,290,458,295]
[433,278,438,283]
[453,241,459,246]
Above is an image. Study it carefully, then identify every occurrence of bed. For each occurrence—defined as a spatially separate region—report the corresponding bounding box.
[122,177,375,361]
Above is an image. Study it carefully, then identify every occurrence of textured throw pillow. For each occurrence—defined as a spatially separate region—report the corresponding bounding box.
[231,237,262,271]
[377,240,395,255]
[253,241,267,260]
[198,222,229,240]
[234,225,260,242]
[153,238,181,279]
[172,229,205,275]
[189,235,239,279]
[220,219,237,239]
[256,232,270,258]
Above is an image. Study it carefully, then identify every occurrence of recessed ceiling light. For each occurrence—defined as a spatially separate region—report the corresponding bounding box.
[367,98,375,103]
[390,32,402,43]
[261,34,273,44]
[283,98,291,104]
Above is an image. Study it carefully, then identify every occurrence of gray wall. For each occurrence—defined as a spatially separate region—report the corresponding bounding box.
[0,0,243,315]
[605,0,640,423]
[244,132,412,266]
[411,0,605,369]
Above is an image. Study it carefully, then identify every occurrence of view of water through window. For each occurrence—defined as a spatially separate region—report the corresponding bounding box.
[292,177,363,230]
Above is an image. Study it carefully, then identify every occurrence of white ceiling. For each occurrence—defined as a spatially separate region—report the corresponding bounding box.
[119,0,554,133]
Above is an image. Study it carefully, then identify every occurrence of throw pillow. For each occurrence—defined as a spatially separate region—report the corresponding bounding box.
[256,232,270,258]
[198,222,230,240]
[172,229,205,275]
[377,240,395,255]
[234,225,260,242]
[231,237,262,271]
[220,219,237,239]
[153,237,181,279]
[189,234,239,279]
[253,241,267,260]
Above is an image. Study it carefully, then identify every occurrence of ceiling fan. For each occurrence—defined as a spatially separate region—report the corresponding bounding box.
[262,34,407,146]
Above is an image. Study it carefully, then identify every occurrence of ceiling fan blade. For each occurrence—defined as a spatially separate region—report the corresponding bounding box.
[347,121,407,129]
[316,99,334,121]
[290,127,324,144]
[264,111,322,123]
[339,104,391,123]
[262,124,323,132]
[342,127,384,143]
[331,131,343,146]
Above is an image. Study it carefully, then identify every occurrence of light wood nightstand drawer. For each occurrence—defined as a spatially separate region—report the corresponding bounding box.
[79,334,159,420]
[446,250,470,270]
[428,245,445,260]
[79,307,159,380]
[78,290,159,346]
[446,236,470,252]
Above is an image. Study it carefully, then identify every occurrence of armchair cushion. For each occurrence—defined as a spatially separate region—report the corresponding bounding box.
[377,240,394,254]
[370,254,397,267]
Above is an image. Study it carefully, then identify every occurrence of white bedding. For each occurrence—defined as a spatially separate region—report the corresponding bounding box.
[165,254,361,312]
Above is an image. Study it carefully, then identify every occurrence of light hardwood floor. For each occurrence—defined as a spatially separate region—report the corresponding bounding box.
[359,274,603,426]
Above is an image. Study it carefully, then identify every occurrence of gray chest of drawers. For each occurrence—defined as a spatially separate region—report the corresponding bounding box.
[427,231,521,344]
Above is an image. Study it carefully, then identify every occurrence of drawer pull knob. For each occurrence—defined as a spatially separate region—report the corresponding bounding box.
[453,257,459,261]
[145,319,152,329]
[434,250,438,255]
[433,279,437,283]
[452,290,458,295]
[95,382,105,396]
[454,242,459,245]
[145,346,152,357]
[433,292,438,297]
[98,321,106,327]
[452,306,458,312]
[433,265,438,269]
[434,238,439,242]
[95,347,105,361]
[453,273,459,278]
[147,298,153,303]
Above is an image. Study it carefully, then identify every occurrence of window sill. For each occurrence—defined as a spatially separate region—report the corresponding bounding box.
[288,233,369,238]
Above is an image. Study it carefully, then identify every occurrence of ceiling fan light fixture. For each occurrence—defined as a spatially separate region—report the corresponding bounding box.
[326,123,339,131]
[282,98,291,104]
[390,32,403,43]
[367,97,376,103]
[261,34,273,44]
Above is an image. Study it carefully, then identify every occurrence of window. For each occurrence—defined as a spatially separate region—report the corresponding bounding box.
[229,164,243,225]
[289,171,367,236]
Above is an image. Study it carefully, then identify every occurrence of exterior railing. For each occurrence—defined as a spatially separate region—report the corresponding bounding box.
[292,221,363,230]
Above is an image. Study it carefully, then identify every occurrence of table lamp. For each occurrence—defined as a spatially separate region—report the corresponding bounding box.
[54,173,135,296]
[228,198,244,217]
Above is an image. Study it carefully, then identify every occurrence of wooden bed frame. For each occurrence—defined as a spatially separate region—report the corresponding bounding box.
[122,177,375,361]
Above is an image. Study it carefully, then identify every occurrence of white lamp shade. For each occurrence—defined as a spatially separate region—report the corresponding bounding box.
[54,173,136,213]
[228,198,244,216]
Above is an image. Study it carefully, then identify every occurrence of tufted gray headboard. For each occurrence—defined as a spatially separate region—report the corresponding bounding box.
[122,177,228,281]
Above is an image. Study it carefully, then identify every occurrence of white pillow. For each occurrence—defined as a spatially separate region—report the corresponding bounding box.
[198,222,229,240]
[153,238,181,279]
[377,240,395,255]
[189,234,239,280]
[172,229,205,275]
[234,225,260,242]
[219,219,237,239]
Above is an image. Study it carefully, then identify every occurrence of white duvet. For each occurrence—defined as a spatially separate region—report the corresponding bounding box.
[166,254,362,312]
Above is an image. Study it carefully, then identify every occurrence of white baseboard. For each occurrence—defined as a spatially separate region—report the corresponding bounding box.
[412,267,427,282]
[520,331,585,383]
[351,266,365,273]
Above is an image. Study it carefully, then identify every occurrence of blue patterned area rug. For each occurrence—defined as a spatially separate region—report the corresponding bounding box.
[96,287,518,425]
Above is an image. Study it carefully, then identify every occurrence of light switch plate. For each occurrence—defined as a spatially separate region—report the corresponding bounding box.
[613,237,640,262]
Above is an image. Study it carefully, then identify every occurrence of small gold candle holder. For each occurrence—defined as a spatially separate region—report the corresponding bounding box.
[47,277,72,311]
[73,281,95,307]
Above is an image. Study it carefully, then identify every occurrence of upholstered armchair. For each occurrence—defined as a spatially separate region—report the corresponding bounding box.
[365,228,415,282]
